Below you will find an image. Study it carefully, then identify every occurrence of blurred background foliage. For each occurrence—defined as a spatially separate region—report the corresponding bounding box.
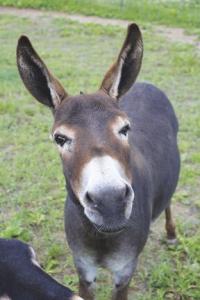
[0,0,200,30]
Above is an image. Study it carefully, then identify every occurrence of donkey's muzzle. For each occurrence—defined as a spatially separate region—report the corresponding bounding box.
[84,184,134,231]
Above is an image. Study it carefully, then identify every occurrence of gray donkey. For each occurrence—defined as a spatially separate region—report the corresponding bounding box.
[17,23,180,300]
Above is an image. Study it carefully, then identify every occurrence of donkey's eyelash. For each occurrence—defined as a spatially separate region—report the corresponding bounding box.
[54,134,72,147]
[119,124,131,136]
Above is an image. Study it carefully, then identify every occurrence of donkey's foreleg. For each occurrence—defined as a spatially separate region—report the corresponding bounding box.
[111,259,137,300]
[74,255,97,300]
[112,283,130,300]
[79,278,95,300]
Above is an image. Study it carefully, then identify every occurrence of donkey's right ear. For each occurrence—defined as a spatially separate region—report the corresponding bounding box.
[100,23,143,99]
[17,36,67,109]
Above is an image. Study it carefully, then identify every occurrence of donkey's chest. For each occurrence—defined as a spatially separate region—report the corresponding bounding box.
[82,233,136,266]
[74,238,137,287]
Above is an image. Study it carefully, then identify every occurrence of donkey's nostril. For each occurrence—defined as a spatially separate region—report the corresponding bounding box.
[86,192,96,207]
[125,184,130,198]
[121,184,131,200]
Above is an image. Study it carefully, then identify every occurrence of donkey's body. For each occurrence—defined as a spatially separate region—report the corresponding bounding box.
[17,23,180,300]
[65,82,180,299]
[122,82,179,222]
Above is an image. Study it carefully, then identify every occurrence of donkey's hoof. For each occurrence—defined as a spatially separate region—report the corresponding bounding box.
[71,296,85,300]
[166,237,178,245]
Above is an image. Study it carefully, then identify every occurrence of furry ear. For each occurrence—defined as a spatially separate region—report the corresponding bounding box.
[17,36,67,108]
[100,23,143,99]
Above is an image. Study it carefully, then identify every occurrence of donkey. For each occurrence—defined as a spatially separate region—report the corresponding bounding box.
[17,23,180,300]
[0,238,83,300]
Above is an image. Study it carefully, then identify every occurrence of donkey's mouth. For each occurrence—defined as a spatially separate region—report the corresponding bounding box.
[84,204,131,234]
[93,222,128,234]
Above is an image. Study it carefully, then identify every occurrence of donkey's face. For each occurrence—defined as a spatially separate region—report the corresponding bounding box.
[17,24,143,233]
[52,93,133,231]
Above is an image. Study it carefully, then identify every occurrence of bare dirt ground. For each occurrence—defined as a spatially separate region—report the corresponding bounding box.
[0,6,200,50]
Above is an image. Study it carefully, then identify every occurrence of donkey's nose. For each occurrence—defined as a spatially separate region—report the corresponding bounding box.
[85,191,98,207]
[85,184,132,209]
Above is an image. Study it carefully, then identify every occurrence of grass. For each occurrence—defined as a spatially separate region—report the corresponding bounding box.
[0,11,200,300]
[0,0,200,33]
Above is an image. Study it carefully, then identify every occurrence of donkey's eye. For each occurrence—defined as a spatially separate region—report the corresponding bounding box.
[119,124,131,137]
[54,134,72,147]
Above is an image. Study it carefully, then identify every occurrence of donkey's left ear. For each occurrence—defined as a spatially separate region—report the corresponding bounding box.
[100,23,143,99]
[17,36,67,109]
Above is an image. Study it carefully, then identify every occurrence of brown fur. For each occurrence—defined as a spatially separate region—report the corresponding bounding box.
[52,93,133,199]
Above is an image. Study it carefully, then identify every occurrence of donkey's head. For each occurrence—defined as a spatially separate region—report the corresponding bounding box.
[17,24,143,233]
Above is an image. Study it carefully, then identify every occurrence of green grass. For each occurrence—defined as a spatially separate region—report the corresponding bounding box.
[0,0,200,32]
[0,12,200,300]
